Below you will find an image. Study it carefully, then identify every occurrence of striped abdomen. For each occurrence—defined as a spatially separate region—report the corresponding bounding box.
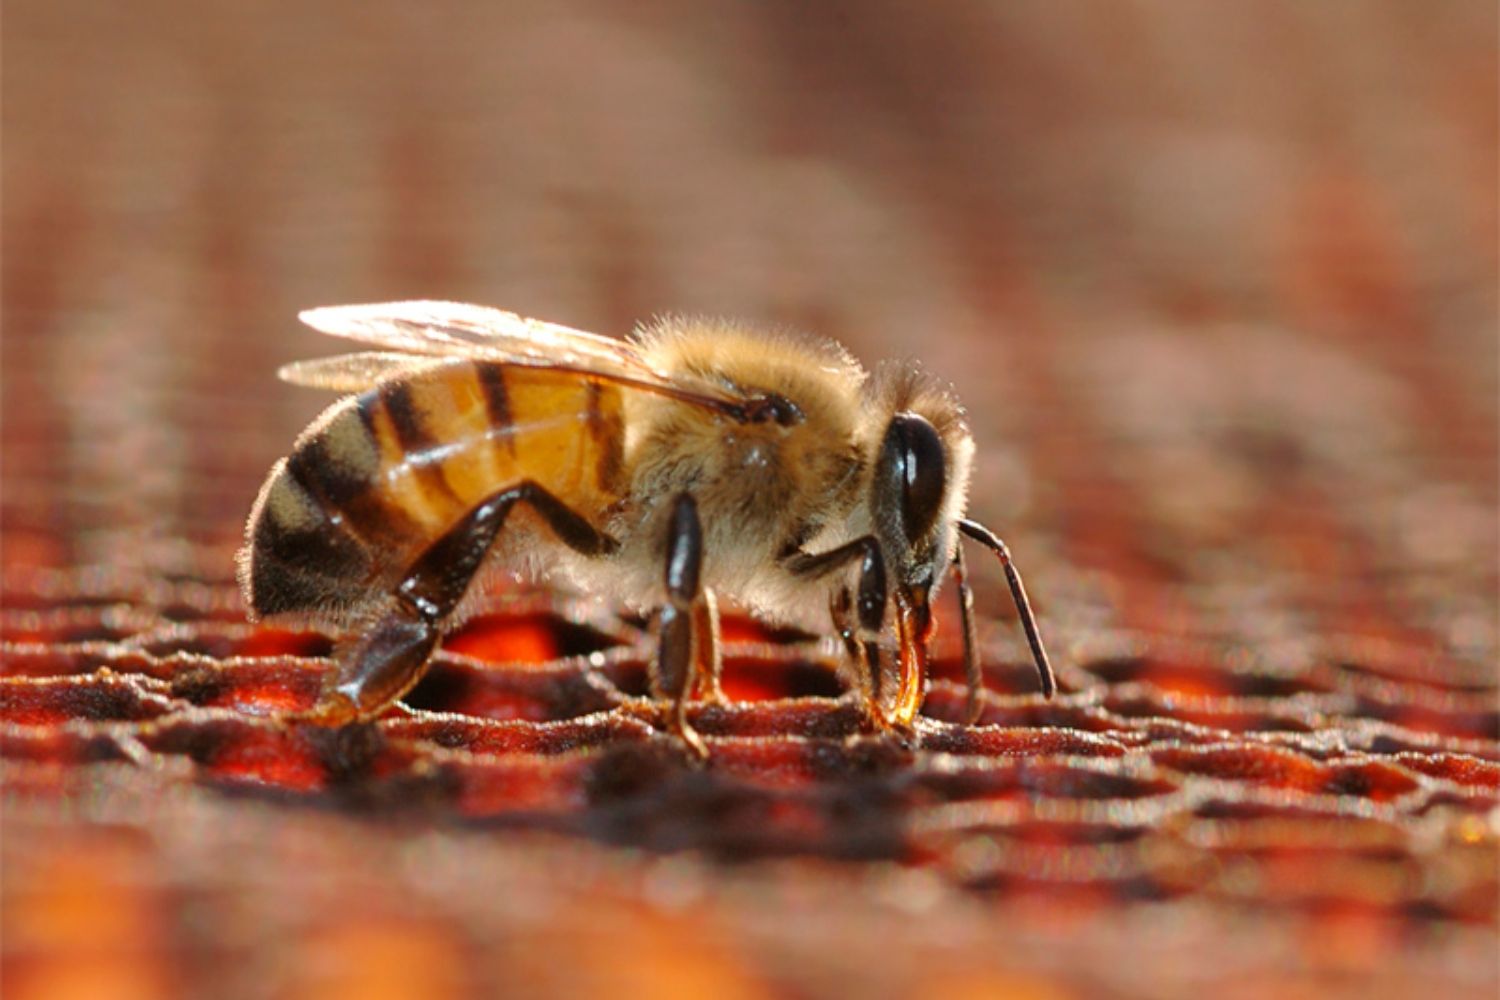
[240,360,625,618]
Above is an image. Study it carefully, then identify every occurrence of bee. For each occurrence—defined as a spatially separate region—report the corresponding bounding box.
[239,302,1054,754]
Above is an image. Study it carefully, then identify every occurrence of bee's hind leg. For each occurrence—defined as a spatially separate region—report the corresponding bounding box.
[300,601,441,726]
[653,493,711,759]
[300,481,617,726]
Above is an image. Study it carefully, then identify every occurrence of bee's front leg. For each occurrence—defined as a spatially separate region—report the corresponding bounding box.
[829,587,860,662]
[829,584,886,730]
[849,542,892,730]
[951,544,984,724]
[653,492,711,758]
[829,587,863,696]
[786,537,891,730]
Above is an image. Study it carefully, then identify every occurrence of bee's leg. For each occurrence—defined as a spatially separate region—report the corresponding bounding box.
[302,481,617,726]
[784,537,889,727]
[693,587,725,704]
[829,587,863,687]
[952,544,984,724]
[830,588,860,660]
[654,493,709,758]
[299,601,440,726]
[829,587,880,716]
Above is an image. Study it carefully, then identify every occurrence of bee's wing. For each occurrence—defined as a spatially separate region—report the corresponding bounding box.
[295,301,747,411]
[277,351,448,391]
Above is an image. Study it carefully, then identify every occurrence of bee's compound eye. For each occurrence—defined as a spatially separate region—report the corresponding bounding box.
[880,412,947,543]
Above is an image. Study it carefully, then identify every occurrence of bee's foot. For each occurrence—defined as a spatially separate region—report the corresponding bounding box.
[673,721,710,762]
[668,699,710,762]
[291,689,364,727]
[886,720,920,751]
[858,699,919,748]
[855,699,887,735]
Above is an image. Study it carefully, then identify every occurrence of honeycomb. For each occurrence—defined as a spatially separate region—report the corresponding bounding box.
[5,575,1499,879]
[3,2,1497,998]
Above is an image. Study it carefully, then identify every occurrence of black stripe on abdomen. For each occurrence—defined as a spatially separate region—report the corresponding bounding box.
[247,460,372,615]
[370,379,462,507]
[584,379,625,492]
[474,362,518,458]
[377,380,434,449]
[289,401,422,549]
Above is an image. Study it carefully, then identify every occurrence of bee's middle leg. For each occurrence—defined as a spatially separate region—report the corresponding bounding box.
[302,481,616,726]
[654,492,711,758]
[692,587,725,704]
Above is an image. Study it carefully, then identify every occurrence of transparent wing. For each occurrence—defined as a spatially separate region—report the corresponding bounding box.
[277,351,447,391]
[296,301,749,411]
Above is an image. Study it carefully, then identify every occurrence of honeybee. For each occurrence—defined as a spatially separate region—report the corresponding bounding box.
[240,302,1054,754]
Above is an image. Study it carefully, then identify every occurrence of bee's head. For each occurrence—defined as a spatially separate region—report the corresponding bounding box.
[866,364,975,639]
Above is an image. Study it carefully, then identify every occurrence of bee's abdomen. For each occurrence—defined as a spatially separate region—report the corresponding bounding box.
[240,361,625,619]
[241,456,374,616]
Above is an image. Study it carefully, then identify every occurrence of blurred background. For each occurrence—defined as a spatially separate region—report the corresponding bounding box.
[3,2,1496,998]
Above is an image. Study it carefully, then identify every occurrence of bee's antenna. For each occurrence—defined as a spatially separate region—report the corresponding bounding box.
[956,519,1056,699]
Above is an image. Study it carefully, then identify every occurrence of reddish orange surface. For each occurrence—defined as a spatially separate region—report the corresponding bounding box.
[3,2,1497,999]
